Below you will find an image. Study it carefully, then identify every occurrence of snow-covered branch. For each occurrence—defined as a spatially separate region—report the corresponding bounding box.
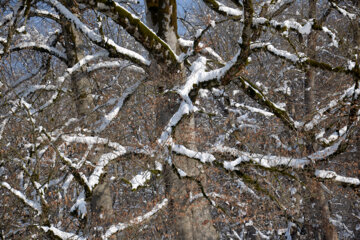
[178,38,225,65]
[252,42,359,79]
[251,42,307,63]
[77,0,178,65]
[202,0,243,18]
[1,182,42,214]
[329,1,357,20]
[212,145,309,170]
[95,80,142,133]
[62,134,127,189]
[29,9,60,21]
[0,42,67,62]
[102,198,168,239]
[236,76,297,130]
[41,225,86,240]
[171,142,216,164]
[87,60,145,74]
[315,170,360,185]
[45,0,150,67]
[304,84,356,131]
[253,17,313,36]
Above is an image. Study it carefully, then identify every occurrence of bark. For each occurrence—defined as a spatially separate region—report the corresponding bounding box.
[164,117,218,240]
[304,0,316,116]
[145,1,218,239]
[303,2,338,239]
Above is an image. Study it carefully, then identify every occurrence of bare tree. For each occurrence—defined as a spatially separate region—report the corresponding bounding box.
[0,0,359,239]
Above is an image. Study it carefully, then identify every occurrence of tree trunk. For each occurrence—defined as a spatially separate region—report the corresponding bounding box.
[61,0,113,230]
[303,1,337,239]
[145,1,218,239]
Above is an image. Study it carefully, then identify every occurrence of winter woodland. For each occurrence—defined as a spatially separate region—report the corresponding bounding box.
[0,0,360,239]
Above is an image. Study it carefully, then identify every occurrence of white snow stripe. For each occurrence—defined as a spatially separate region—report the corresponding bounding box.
[10,42,67,60]
[41,225,86,240]
[70,190,87,218]
[45,0,150,66]
[330,2,357,20]
[171,143,216,163]
[129,171,151,190]
[1,182,42,213]
[103,198,168,239]
[212,145,309,169]
[315,170,360,185]
[96,80,142,132]
[215,1,243,17]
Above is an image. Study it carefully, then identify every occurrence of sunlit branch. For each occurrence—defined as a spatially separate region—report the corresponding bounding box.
[45,0,150,67]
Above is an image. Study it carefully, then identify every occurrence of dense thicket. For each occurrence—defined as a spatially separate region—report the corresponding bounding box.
[0,0,359,239]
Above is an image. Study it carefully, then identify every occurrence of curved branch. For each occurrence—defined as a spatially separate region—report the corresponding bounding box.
[77,0,178,66]
[45,0,150,67]
[235,76,297,130]
[2,42,68,62]
[202,0,243,19]
[103,198,168,239]
[29,9,60,22]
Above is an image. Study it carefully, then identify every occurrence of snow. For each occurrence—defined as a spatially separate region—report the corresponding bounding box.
[224,157,247,171]
[347,60,355,70]
[159,52,245,145]
[105,38,150,65]
[159,101,192,144]
[266,19,313,36]
[172,143,216,163]
[0,118,8,140]
[155,161,163,171]
[178,38,193,47]
[308,137,343,160]
[103,198,168,239]
[253,17,267,25]
[218,2,243,17]
[317,126,347,145]
[315,170,360,185]
[177,38,225,64]
[16,26,26,33]
[61,134,126,189]
[267,44,299,63]
[305,84,355,131]
[70,190,87,218]
[62,135,125,153]
[87,61,145,74]
[31,9,60,20]
[330,2,356,20]
[282,19,312,35]
[130,171,151,190]
[214,145,309,169]
[41,226,86,240]
[251,42,307,63]
[322,26,338,48]
[237,180,260,199]
[1,182,42,213]
[88,151,126,189]
[177,168,187,177]
[46,0,150,66]
[96,80,142,132]
[13,42,67,60]
[195,29,203,38]
[275,81,291,95]
[231,101,274,117]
